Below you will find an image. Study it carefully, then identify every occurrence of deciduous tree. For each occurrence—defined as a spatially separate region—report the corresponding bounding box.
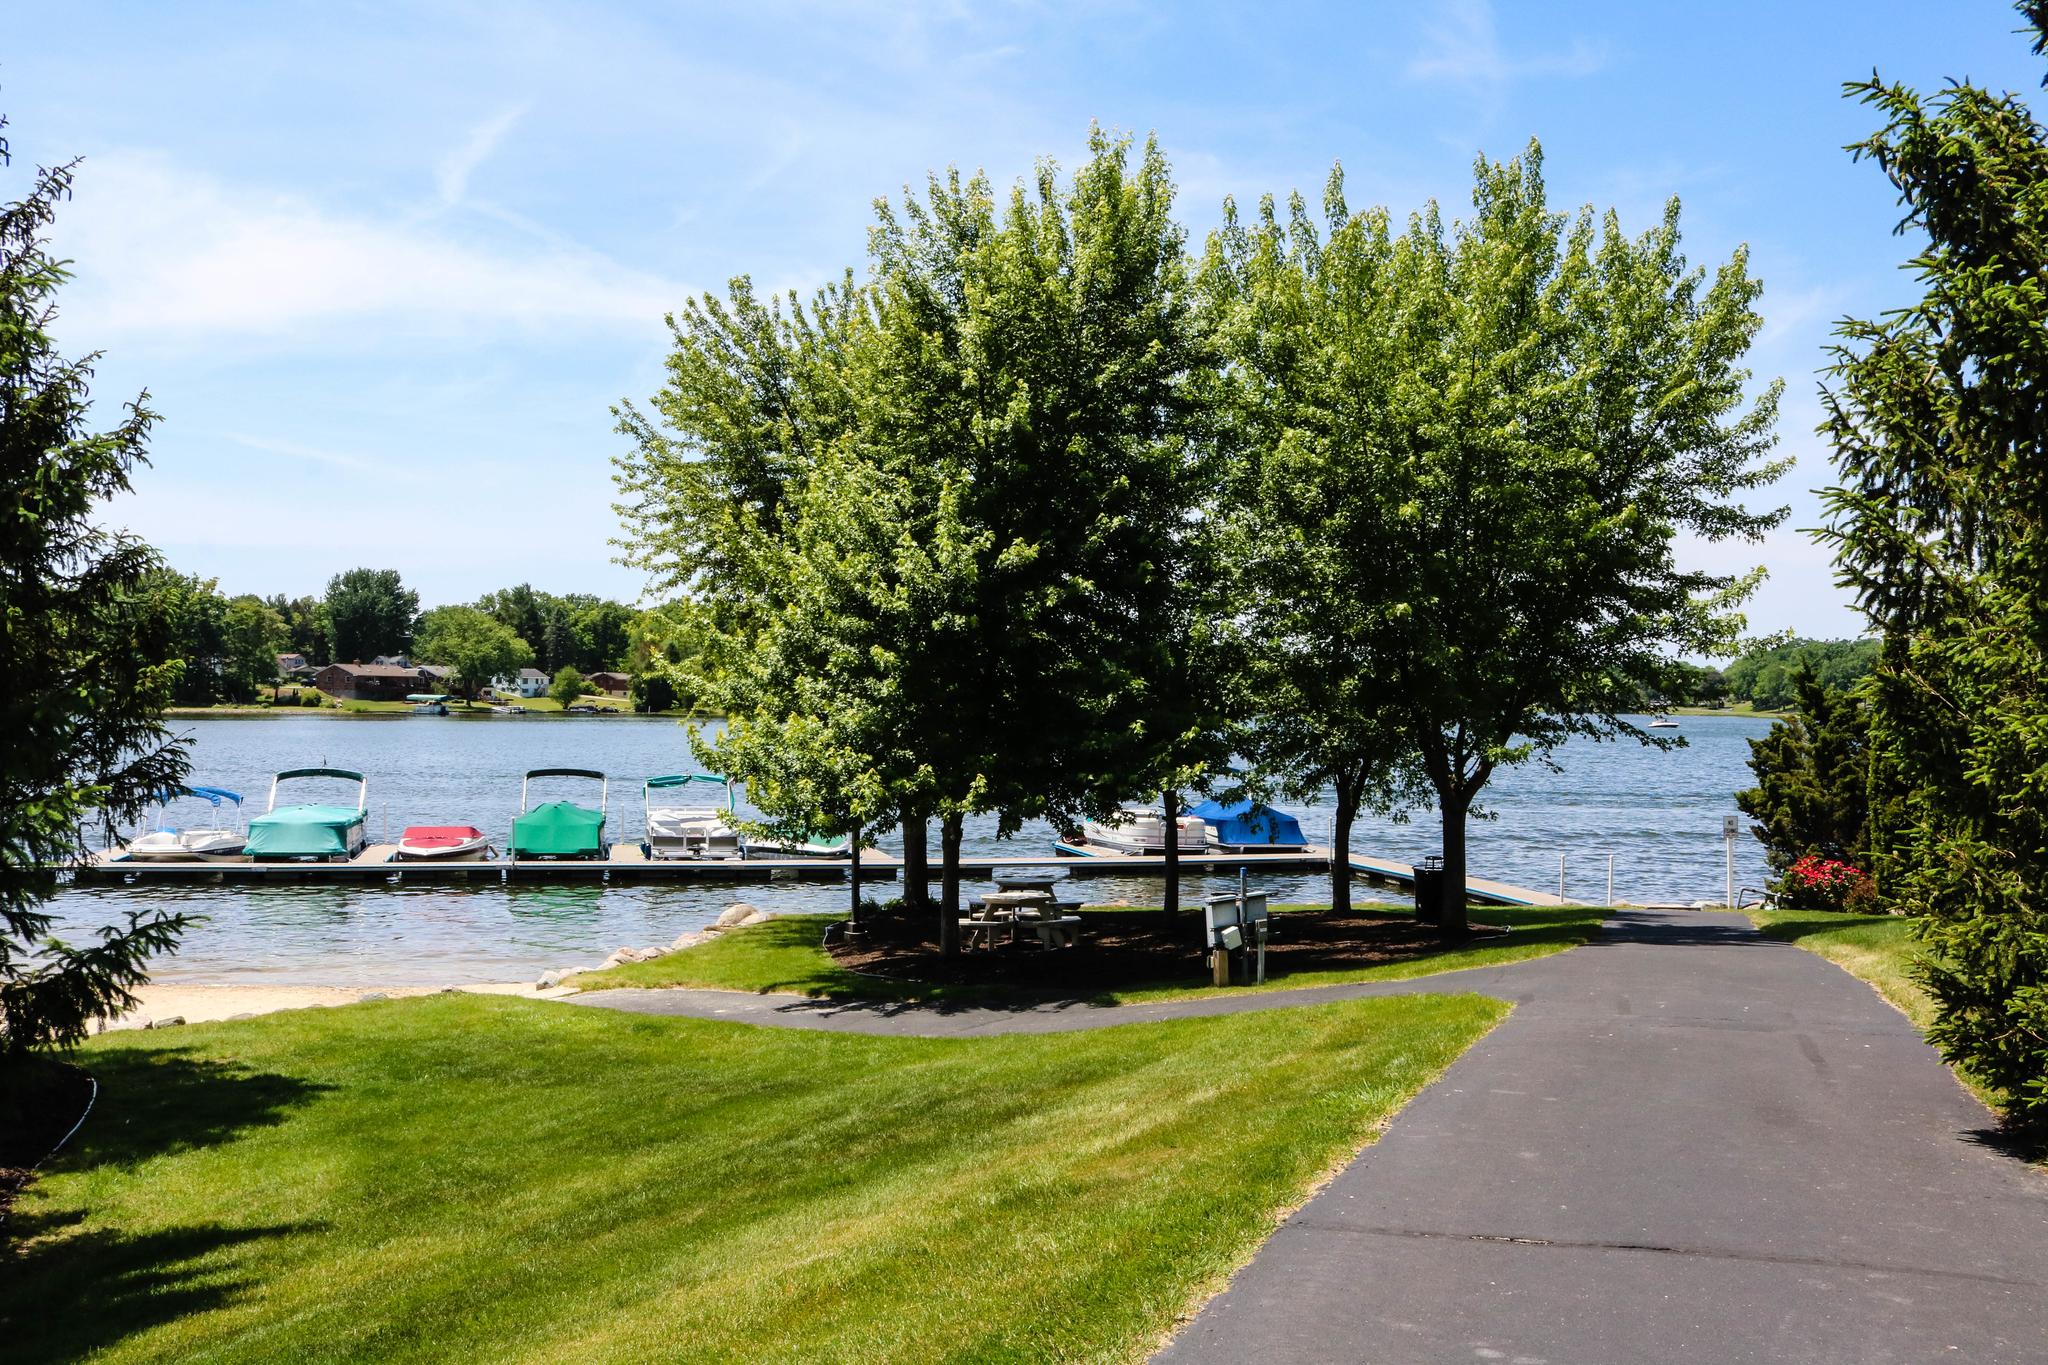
[323,567,417,663]
[414,605,534,702]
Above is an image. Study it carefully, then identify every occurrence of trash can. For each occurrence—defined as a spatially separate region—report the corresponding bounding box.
[1413,855,1445,925]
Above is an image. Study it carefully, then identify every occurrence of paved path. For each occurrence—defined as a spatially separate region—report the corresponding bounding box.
[570,909,2048,1362]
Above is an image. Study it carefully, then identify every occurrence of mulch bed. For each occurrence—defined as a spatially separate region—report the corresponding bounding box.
[0,1057,93,1227]
[829,905,1502,991]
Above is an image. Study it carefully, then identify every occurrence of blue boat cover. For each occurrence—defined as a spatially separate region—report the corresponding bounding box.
[1187,799,1306,847]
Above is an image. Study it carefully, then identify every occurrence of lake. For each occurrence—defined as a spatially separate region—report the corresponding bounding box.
[46,710,1778,986]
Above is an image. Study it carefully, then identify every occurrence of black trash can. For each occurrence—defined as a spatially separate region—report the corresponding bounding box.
[1413,855,1445,925]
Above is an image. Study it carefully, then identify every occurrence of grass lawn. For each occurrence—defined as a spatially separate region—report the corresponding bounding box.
[578,903,1605,1004]
[3,991,1504,1364]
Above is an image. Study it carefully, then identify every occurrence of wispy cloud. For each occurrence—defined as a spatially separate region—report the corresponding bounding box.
[437,105,527,207]
[54,151,684,341]
[1406,0,1606,90]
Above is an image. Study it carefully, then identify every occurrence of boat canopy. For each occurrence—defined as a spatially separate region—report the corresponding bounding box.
[155,785,243,808]
[247,806,366,858]
[1186,798,1306,847]
[268,768,368,812]
[405,693,453,704]
[645,773,733,804]
[511,803,607,857]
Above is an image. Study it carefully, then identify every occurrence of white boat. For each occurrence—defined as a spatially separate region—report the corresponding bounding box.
[125,786,247,861]
[1078,807,1209,855]
[643,774,746,860]
[1649,716,1680,729]
[408,692,452,715]
[395,825,493,860]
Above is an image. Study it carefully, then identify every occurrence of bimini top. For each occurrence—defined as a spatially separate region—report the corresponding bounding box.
[645,773,733,804]
[268,768,368,811]
[157,785,243,807]
[1186,798,1306,848]
[405,693,453,704]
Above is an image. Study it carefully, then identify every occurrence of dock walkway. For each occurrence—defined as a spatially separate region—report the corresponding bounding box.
[75,843,1566,905]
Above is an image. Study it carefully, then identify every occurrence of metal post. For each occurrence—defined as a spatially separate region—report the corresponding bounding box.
[1558,853,1566,901]
[1606,852,1615,907]
[1724,814,1737,909]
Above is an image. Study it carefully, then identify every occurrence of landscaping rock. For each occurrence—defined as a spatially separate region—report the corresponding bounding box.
[598,950,632,969]
[669,930,707,951]
[737,908,779,926]
[359,991,389,1002]
[639,946,667,960]
[146,1016,186,1029]
[536,970,564,989]
[715,903,759,929]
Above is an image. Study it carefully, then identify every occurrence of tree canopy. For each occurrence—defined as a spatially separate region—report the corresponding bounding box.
[413,606,533,701]
[323,567,418,663]
[1205,146,1787,932]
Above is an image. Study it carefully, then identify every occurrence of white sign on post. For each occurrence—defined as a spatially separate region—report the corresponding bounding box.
[1723,815,1739,908]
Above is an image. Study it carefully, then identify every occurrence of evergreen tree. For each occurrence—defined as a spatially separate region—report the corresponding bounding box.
[1,122,191,1055]
[1819,2,2048,1120]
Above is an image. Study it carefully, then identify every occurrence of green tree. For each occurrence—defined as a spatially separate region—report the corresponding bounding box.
[1,124,191,1055]
[1723,635,1879,710]
[548,666,588,709]
[136,569,229,705]
[1206,147,1786,934]
[222,594,287,701]
[264,593,329,665]
[569,597,635,673]
[476,584,547,663]
[1818,3,2048,1121]
[1736,667,1900,899]
[324,567,417,663]
[414,606,534,702]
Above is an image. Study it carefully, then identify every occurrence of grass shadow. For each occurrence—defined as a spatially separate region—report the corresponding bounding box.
[63,1046,336,1173]
[1,1208,323,1363]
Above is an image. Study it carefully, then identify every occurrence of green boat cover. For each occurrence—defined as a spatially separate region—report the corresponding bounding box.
[247,805,366,859]
[512,801,606,858]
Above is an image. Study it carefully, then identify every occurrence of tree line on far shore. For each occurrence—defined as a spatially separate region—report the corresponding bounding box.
[142,567,693,711]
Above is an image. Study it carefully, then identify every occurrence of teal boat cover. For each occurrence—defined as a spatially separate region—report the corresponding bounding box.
[247,805,366,859]
[512,801,606,858]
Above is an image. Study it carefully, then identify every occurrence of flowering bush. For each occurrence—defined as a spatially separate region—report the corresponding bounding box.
[1786,854,1871,912]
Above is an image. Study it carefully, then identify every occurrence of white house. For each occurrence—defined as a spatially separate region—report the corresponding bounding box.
[490,667,550,699]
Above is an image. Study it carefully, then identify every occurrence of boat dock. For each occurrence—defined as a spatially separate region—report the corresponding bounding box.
[74,843,1566,905]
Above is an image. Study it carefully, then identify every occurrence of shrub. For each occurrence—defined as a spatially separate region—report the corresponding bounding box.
[301,689,324,707]
[1786,855,1870,912]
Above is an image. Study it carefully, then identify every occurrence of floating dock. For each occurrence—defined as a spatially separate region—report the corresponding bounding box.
[74,842,1565,905]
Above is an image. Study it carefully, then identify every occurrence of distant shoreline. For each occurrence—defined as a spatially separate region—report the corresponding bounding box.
[163,706,707,720]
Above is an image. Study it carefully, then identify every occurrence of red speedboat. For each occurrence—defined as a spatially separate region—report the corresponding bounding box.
[395,825,493,861]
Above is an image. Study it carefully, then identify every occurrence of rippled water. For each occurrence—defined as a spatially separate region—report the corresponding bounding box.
[46,711,1775,985]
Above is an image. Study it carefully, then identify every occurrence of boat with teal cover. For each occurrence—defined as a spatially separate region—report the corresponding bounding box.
[246,768,369,861]
[511,768,608,859]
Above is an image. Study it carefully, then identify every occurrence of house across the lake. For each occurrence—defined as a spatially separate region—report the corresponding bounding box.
[490,667,551,699]
[314,662,435,701]
[275,652,314,679]
[586,671,631,696]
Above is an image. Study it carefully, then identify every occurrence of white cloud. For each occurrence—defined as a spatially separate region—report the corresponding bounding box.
[52,150,685,341]
[437,105,527,207]
[1406,0,1606,89]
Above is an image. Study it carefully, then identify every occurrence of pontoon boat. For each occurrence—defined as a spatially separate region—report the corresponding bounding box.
[246,768,369,861]
[125,786,247,861]
[408,693,452,715]
[510,768,608,860]
[1188,799,1308,852]
[1075,807,1209,855]
[643,774,745,859]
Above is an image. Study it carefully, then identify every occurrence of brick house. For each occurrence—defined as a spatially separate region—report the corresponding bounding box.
[586,671,631,696]
[315,662,433,701]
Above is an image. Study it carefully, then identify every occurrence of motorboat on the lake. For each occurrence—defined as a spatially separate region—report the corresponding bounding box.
[1187,798,1308,852]
[246,768,369,862]
[408,693,452,715]
[643,774,745,860]
[395,825,493,860]
[124,786,247,861]
[1072,807,1209,855]
[1649,716,1680,729]
[510,768,609,860]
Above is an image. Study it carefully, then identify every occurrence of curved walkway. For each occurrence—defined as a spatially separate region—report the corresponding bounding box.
[571,909,2048,1362]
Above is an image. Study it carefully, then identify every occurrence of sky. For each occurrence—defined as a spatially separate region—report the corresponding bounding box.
[7,1,2044,638]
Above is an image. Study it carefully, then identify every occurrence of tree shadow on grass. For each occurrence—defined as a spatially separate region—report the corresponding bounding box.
[0,1048,336,1361]
[1,1207,324,1363]
[64,1045,335,1173]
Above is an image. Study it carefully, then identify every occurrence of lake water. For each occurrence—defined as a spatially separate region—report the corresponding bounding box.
[47,711,1776,986]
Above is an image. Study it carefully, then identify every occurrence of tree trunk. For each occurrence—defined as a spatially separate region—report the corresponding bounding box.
[939,812,963,958]
[1439,795,1471,938]
[847,822,863,930]
[902,810,928,916]
[1161,788,1181,918]
[1331,778,1358,915]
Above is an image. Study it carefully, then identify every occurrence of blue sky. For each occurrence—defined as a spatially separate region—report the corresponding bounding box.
[8,1,2042,638]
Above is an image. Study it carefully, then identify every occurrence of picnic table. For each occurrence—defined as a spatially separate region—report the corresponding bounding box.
[961,888,1081,951]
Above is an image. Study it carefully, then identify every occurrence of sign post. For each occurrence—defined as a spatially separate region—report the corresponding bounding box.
[1723,814,1739,909]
